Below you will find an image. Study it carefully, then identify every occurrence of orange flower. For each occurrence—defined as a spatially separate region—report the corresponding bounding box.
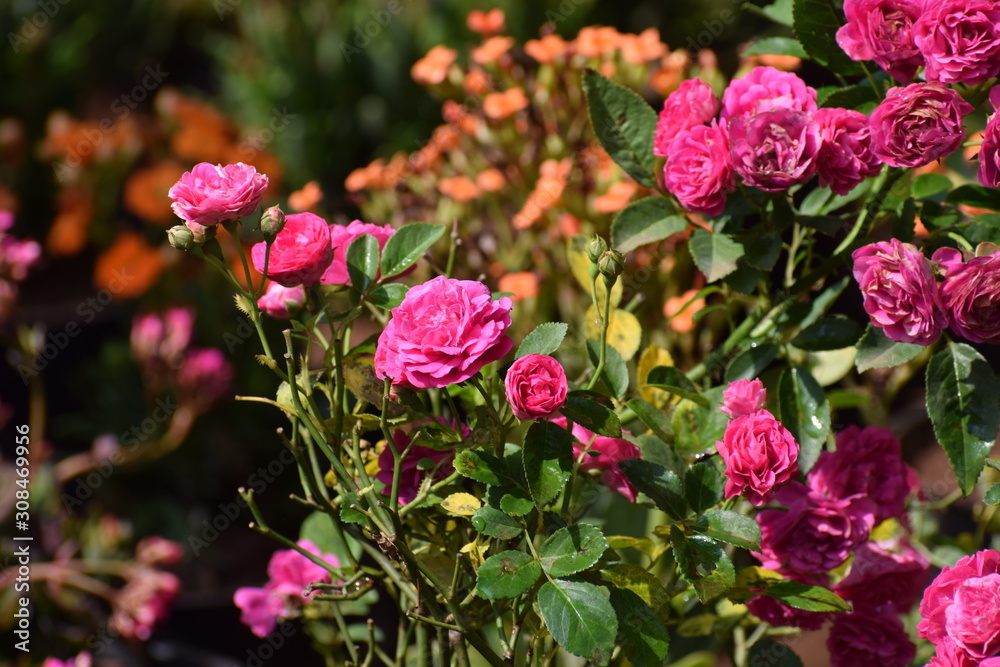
[159,90,238,165]
[124,161,187,226]
[463,68,493,96]
[467,9,505,36]
[620,28,667,64]
[442,100,469,123]
[411,45,457,86]
[525,34,569,63]
[483,88,529,120]
[498,271,539,302]
[288,181,324,212]
[438,176,482,203]
[476,168,505,193]
[382,153,411,189]
[93,232,165,300]
[46,186,93,257]
[472,36,514,65]
[430,124,462,153]
[594,181,638,214]
[513,158,573,230]
[557,212,582,239]
[663,288,704,334]
[649,50,691,96]
[575,26,622,59]
[346,159,384,192]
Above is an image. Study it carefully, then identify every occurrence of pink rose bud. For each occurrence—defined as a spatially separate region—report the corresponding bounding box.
[653,78,719,157]
[168,162,269,226]
[375,276,513,389]
[720,378,767,419]
[836,0,925,83]
[504,354,568,421]
[932,247,1000,345]
[251,212,334,287]
[320,220,396,286]
[827,607,917,667]
[257,282,306,319]
[813,107,883,196]
[663,121,735,216]
[716,409,798,506]
[869,82,974,168]
[552,416,641,502]
[728,109,822,193]
[720,66,817,124]
[852,239,947,345]
[918,549,1000,657]
[913,0,1000,85]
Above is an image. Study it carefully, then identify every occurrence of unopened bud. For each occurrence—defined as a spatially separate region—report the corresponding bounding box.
[598,250,625,282]
[167,225,194,251]
[260,206,286,239]
[187,221,217,244]
[587,236,609,263]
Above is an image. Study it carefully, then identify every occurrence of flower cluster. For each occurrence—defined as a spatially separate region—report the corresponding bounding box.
[0,210,42,322]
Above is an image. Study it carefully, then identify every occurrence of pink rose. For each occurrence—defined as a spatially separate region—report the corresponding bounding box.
[933,247,1000,345]
[109,570,179,640]
[131,307,194,366]
[834,541,929,612]
[756,482,875,576]
[320,220,396,286]
[258,282,306,319]
[827,607,917,667]
[0,214,41,283]
[807,425,919,522]
[663,121,735,216]
[728,109,821,193]
[928,640,979,667]
[233,586,284,637]
[135,536,185,567]
[552,416,640,502]
[168,162,269,226]
[375,419,469,506]
[653,78,719,157]
[720,378,767,419]
[913,0,1000,85]
[176,348,233,407]
[851,239,946,345]
[746,573,831,631]
[869,83,974,168]
[504,354,568,421]
[813,107,883,196]
[375,276,513,389]
[716,409,798,506]
[979,103,1000,188]
[251,212,333,287]
[836,0,926,83]
[42,654,92,667]
[720,66,817,123]
[919,550,1000,655]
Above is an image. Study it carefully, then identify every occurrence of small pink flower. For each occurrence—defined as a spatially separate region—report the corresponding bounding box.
[0,214,41,283]
[913,0,1000,85]
[176,348,233,407]
[168,162,268,226]
[919,550,1000,651]
[551,416,640,502]
[827,607,917,667]
[234,586,284,637]
[257,282,306,319]
[320,220,396,286]
[836,0,926,83]
[869,83,974,168]
[251,212,333,287]
[376,419,469,505]
[42,654,92,667]
[728,109,821,193]
[267,539,339,601]
[653,79,719,157]
[504,354,568,421]
[813,107,883,196]
[720,66,817,123]
[834,540,929,612]
[663,121,735,216]
[720,378,766,419]
[375,276,513,389]
[110,570,180,640]
[933,247,1000,345]
[746,572,831,631]
[131,307,194,366]
[135,536,184,566]
[852,239,946,345]
[716,409,798,506]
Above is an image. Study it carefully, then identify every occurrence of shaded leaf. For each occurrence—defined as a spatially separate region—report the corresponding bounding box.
[583,69,658,188]
[763,580,850,612]
[776,366,831,474]
[609,588,671,667]
[561,394,622,438]
[523,421,574,506]
[540,524,609,577]
[670,527,735,603]
[684,459,726,514]
[476,551,541,599]
[587,339,630,398]
[619,459,687,520]
[471,506,523,539]
[689,229,745,283]
[854,324,923,372]
[792,0,863,75]
[612,197,687,254]
[692,510,761,551]
[538,579,617,666]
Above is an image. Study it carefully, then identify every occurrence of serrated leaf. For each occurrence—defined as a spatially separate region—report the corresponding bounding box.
[440,492,481,516]
[985,482,1000,506]
[619,459,687,520]
[368,283,408,309]
[498,488,534,516]
[380,222,445,278]
[609,588,671,667]
[671,386,728,455]
[745,232,782,271]
[517,322,569,358]
[854,324,923,372]
[471,506,523,539]
[792,0,863,75]
[540,524,609,577]
[692,510,762,551]
[670,527,735,603]
[763,580,850,612]
[586,339,629,398]
[947,184,1000,211]
[583,69,657,188]
[742,36,808,58]
[600,563,672,623]
[684,459,726,514]
[689,229,745,283]
[476,551,541,599]
[538,579,618,666]
[627,399,674,444]
[819,83,880,110]
[638,343,676,407]
[611,198,687,254]
[777,366,830,474]
[523,421,574,506]
[346,233,379,293]
[454,450,511,486]
[645,366,710,408]
[725,344,779,383]
[561,394,622,438]
[793,315,863,351]
[728,566,785,603]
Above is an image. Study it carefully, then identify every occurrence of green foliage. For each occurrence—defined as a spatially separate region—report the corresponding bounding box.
[763,580,851,612]
[611,198,688,254]
[522,421,575,506]
[692,510,762,551]
[619,459,687,520]
[670,527,736,603]
[561,393,623,438]
[346,233,379,293]
[471,506,523,539]
[476,551,541,599]
[608,588,671,667]
[537,579,618,666]
[517,322,569,358]
[587,339,630,398]
[539,524,608,576]
[684,459,726,514]
[855,324,924,372]
[776,365,831,473]
[582,69,658,188]
[689,229,746,283]
[644,366,711,407]
[380,223,446,278]
[792,0,863,75]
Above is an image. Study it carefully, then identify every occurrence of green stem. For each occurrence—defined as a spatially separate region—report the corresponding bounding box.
[586,279,614,391]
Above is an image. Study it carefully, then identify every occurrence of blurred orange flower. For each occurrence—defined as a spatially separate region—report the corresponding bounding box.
[483,88,529,120]
[575,26,622,59]
[476,168,505,193]
[594,181,638,214]
[46,186,94,257]
[289,181,324,212]
[412,45,457,86]
[513,158,572,230]
[159,90,238,165]
[438,176,482,203]
[463,68,493,96]
[467,9,505,36]
[498,271,539,302]
[663,288,704,334]
[93,232,165,300]
[124,161,187,226]
[472,36,514,65]
[620,28,667,64]
[525,34,569,64]
[346,160,383,192]
[649,50,692,96]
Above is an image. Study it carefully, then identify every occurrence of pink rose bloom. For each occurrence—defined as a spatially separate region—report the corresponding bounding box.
[375,276,513,389]
[131,307,194,366]
[258,282,306,319]
[746,573,831,631]
[552,416,640,502]
[135,536,185,567]
[176,348,233,407]
[913,0,1000,85]
[504,354,568,421]
[251,212,333,287]
[42,654,92,667]
[168,162,269,226]
[933,247,1000,345]
[827,608,917,667]
[376,419,469,505]
[756,482,875,576]
[233,586,285,637]
[728,109,821,193]
[110,570,180,640]
[979,103,1000,188]
[928,640,979,667]
[807,425,918,522]
[663,121,735,216]
[653,78,719,157]
[919,550,1000,659]
[720,378,766,419]
[836,0,925,83]
[813,107,883,196]
[834,541,929,612]
[869,83,974,168]
[0,216,41,283]
[851,239,946,345]
[320,220,396,286]
[720,66,817,123]
[716,409,798,506]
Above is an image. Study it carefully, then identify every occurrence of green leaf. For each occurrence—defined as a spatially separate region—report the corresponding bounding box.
[985,482,1000,506]
[522,421,574,506]
[692,510,762,551]
[517,322,569,358]
[854,324,923,372]
[745,232,782,271]
[645,366,710,408]
[368,283,408,309]
[346,234,379,293]
[608,588,671,667]
[819,84,881,110]
[379,222,445,278]
[627,399,674,444]
[537,579,618,666]
[619,459,687,520]
[539,524,609,577]
[582,69,658,188]
[776,365,831,474]
[561,394,622,438]
[742,36,808,58]
[476,550,541,599]
[611,198,687,254]
[926,342,999,496]
[748,639,804,667]
[947,184,1000,211]
[671,386,728,455]
[912,173,953,200]
[497,488,534,517]
[471,506,523,539]
[750,0,793,26]
[684,459,726,514]
[600,563,673,623]
[792,0,863,75]
[763,580,851,612]
[725,344,779,383]
[792,315,863,351]
[670,527,735,603]
[454,450,511,486]
[689,229,745,283]
[587,339,629,398]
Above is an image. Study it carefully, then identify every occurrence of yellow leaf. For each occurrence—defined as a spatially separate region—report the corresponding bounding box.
[567,235,623,308]
[638,343,676,407]
[440,492,482,516]
[583,306,642,361]
[460,536,490,568]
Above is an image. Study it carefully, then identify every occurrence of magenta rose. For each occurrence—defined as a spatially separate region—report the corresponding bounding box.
[653,78,719,157]
[250,212,333,287]
[176,348,233,407]
[979,106,1000,188]
[851,239,946,345]
[836,0,925,84]
[720,378,766,419]
[504,354,568,421]
[756,482,875,576]
[728,109,821,193]
[834,541,929,612]
[869,83,974,168]
[257,282,306,319]
[320,220,396,286]
[807,425,919,522]
[827,607,917,667]
[168,162,269,226]
[928,640,980,667]
[716,409,798,506]
[919,549,1000,658]
[375,276,513,389]
[813,107,883,196]
[933,247,1000,344]
[913,0,1000,85]
[663,121,734,216]
[552,416,640,502]
[746,573,831,631]
[376,420,469,506]
[720,66,817,123]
